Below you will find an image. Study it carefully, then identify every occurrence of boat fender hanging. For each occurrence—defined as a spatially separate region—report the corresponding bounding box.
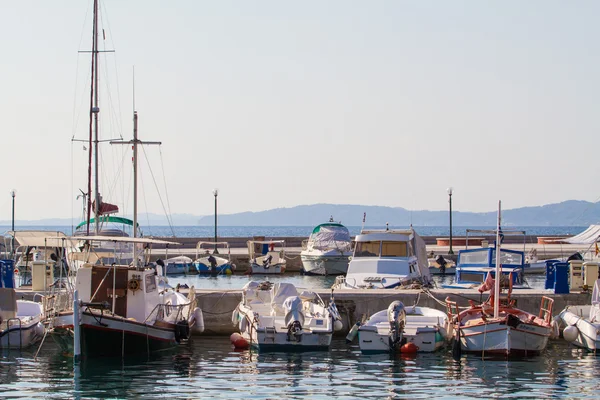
[563,325,579,342]
[128,278,141,292]
[346,321,361,343]
[190,307,204,334]
[230,332,250,350]
[400,342,418,353]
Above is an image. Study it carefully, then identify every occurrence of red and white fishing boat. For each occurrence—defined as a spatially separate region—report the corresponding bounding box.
[446,201,554,357]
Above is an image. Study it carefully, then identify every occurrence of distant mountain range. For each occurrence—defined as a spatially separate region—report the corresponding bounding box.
[195,200,599,226]
[2,200,599,227]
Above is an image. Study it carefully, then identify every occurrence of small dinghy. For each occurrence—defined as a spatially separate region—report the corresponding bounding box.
[351,301,450,353]
[557,278,600,352]
[231,281,342,351]
[0,288,45,349]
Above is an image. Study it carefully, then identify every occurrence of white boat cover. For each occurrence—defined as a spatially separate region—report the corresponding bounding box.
[309,225,351,251]
[283,296,303,314]
[412,230,431,283]
[271,283,298,306]
[559,225,600,244]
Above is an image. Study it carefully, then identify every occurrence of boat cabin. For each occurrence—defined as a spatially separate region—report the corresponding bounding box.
[455,247,525,286]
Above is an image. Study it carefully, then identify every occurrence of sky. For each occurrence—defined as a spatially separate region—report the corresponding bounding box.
[1,1,599,222]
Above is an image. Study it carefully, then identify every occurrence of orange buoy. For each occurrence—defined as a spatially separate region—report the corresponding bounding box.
[400,342,419,353]
[230,332,250,350]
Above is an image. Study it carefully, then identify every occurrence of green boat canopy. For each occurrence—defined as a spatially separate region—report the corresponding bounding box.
[76,216,139,230]
[311,223,346,234]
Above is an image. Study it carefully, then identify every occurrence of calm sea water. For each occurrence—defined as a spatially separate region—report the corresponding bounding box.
[166,273,548,290]
[0,225,586,238]
[1,336,598,399]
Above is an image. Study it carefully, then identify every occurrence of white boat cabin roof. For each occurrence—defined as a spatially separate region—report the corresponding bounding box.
[355,232,411,242]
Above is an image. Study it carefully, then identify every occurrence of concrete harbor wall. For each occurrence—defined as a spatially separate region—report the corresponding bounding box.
[192,288,591,336]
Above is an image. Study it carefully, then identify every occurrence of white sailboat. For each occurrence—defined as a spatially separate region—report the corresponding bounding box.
[446,201,554,357]
[52,0,204,359]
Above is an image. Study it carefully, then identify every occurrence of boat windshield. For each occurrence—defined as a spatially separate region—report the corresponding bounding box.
[354,241,380,257]
[459,250,489,265]
[491,250,523,265]
[382,241,409,257]
[354,241,410,257]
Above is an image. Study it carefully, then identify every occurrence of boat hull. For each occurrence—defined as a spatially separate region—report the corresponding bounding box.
[250,263,285,275]
[194,262,233,275]
[79,312,179,358]
[358,328,445,353]
[301,255,349,276]
[558,307,600,351]
[241,328,332,352]
[459,321,550,355]
[0,321,45,349]
[164,263,191,275]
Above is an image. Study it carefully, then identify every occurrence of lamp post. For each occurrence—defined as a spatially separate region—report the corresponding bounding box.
[213,189,219,254]
[10,189,15,257]
[447,187,454,255]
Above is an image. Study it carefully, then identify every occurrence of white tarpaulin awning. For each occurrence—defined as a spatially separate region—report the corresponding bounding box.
[558,225,600,244]
[7,231,72,247]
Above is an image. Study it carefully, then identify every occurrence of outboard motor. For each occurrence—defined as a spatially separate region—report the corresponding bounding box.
[387,301,406,350]
[435,255,447,275]
[283,296,305,342]
[262,254,273,267]
[207,254,217,275]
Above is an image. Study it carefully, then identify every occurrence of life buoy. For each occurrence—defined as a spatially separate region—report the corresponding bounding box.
[128,279,141,292]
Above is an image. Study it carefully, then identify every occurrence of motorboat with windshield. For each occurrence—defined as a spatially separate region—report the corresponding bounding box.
[332,228,432,289]
[300,219,352,276]
[231,281,342,351]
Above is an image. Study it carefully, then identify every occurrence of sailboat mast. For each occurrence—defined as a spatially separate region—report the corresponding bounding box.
[133,111,138,240]
[494,200,501,319]
[92,0,100,235]
[85,0,99,236]
[111,103,161,266]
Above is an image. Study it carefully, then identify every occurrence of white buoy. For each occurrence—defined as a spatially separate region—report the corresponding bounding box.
[563,325,579,342]
[334,320,343,332]
[190,307,204,334]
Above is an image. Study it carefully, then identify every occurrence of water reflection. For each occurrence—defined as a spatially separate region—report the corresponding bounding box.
[0,337,599,398]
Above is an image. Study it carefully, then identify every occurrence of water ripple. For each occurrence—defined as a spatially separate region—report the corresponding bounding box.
[0,338,598,398]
